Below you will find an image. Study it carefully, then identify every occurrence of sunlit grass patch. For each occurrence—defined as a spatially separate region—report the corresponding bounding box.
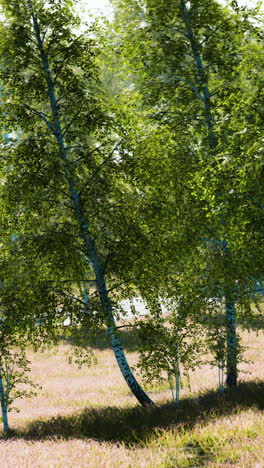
[1,328,264,466]
[146,409,264,467]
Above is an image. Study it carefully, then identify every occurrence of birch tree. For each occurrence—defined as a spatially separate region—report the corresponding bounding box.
[0,326,39,434]
[110,0,264,387]
[0,0,154,406]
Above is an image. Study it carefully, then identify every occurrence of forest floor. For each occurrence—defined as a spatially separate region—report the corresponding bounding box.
[1,322,264,467]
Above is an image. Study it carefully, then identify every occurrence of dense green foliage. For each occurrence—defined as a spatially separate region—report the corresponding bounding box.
[108,0,264,390]
[0,0,263,429]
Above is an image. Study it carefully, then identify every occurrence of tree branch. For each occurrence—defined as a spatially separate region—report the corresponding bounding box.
[49,289,87,306]
[62,109,83,137]
[68,143,106,163]
[143,20,187,37]
[46,279,96,284]
[174,77,204,101]
[23,104,55,134]
[80,139,124,194]
[116,324,138,329]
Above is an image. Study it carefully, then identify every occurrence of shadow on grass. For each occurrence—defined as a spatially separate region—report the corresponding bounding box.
[60,327,140,352]
[60,308,264,353]
[5,380,264,446]
[238,316,264,331]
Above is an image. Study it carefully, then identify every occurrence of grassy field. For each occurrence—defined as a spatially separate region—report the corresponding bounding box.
[1,327,264,467]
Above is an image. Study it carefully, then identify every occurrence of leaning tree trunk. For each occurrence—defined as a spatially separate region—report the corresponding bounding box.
[88,243,154,407]
[30,4,154,407]
[180,0,237,386]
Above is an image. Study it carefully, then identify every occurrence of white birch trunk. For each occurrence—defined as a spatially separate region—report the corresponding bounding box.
[180,0,238,387]
[0,367,9,433]
[29,3,154,407]
[175,340,180,406]
[225,296,237,387]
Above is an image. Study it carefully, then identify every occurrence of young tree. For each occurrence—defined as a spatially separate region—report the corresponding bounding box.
[0,328,39,434]
[136,296,205,405]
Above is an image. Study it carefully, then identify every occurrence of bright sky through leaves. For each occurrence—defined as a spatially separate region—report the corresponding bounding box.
[79,0,111,17]
[81,0,262,16]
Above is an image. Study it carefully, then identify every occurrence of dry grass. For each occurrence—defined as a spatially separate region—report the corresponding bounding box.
[1,326,264,467]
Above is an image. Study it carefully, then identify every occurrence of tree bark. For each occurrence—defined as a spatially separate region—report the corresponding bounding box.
[175,342,180,406]
[180,0,237,386]
[0,368,9,433]
[225,296,237,387]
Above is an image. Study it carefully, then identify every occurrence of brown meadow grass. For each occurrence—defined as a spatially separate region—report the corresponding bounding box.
[0,324,264,467]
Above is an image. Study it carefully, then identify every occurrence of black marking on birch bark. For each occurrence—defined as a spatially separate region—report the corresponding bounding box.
[226,298,237,387]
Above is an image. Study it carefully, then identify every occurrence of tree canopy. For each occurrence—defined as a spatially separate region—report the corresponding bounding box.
[0,0,263,428]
